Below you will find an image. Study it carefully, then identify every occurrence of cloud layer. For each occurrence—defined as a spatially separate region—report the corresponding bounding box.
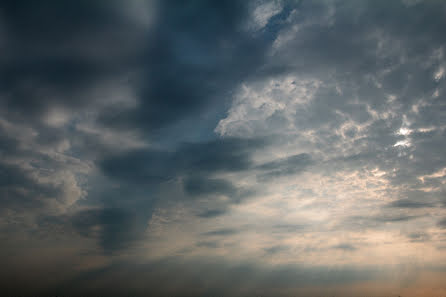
[1,1,446,296]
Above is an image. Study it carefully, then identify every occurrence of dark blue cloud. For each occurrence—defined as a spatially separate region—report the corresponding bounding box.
[0,162,60,211]
[71,208,147,253]
[196,208,228,218]
[183,176,237,198]
[100,137,266,183]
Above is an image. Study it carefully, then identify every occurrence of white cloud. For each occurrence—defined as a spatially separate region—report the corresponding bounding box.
[434,66,445,82]
[216,76,321,137]
[249,0,283,31]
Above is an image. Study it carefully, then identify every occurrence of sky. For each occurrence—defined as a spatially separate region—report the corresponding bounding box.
[1,1,446,296]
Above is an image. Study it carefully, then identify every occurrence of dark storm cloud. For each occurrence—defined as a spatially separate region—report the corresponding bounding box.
[0,0,276,139]
[100,137,266,183]
[100,149,174,184]
[0,0,153,229]
[98,0,274,134]
[0,0,277,255]
[0,0,147,119]
[2,0,289,258]
[0,127,19,156]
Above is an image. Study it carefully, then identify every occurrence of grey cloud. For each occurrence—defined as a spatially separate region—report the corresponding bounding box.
[252,0,446,182]
[373,214,421,223]
[97,1,275,136]
[332,243,358,252]
[406,232,431,242]
[196,241,220,249]
[100,137,266,184]
[272,224,307,233]
[0,1,155,233]
[0,0,277,229]
[257,153,313,180]
[183,175,256,213]
[264,245,289,255]
[387,199,435,209]
[0,0,147,122]
[71,208,148,253]
[0,162,61,211]
[202,228,239,237]
[196,208,228,218]
[342,214,423,231]
[100,149,174,184]
[73,136,265,250]
[438,217,446,229]
[270,1,446,78]
[0,128,20,156]
[183,176,237,198]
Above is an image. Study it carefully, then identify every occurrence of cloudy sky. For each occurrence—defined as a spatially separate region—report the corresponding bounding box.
[1,0,446,296]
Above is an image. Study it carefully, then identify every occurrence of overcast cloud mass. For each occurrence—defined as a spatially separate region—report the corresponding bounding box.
[1,1,446,296]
